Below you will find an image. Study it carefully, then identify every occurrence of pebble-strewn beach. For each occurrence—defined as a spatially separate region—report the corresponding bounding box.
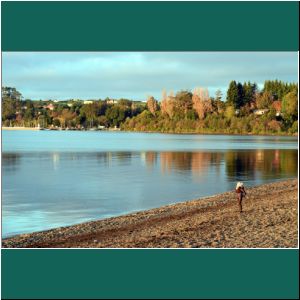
[2,179,298,248]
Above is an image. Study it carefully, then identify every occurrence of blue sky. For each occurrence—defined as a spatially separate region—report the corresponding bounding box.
[2,52,298,101]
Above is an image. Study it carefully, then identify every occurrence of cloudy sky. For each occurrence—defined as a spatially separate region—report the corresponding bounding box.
[2,52,298,101]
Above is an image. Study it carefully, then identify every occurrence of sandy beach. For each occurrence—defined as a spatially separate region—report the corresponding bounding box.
[2,179,298,248]
[2,126,40,130]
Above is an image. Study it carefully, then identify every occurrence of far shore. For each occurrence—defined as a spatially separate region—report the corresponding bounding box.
[122,129,298,137]
[2,179,298,248]
[2,126,40,131]
[1,126,297,136]
[1,126,120,131]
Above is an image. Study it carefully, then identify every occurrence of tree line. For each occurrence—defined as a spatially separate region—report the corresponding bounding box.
[1,96,145,129]
[123,80,298,135]
[1,79,298,135]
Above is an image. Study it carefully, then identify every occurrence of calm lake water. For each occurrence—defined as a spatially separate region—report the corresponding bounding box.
[1,130,298,238]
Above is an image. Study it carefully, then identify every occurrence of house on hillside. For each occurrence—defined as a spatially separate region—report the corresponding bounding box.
[45,104,55,110]
[84,100,93,105]
[253,109,269,116]
[106,99,118,104]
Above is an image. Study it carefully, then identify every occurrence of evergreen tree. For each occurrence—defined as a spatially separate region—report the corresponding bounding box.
[237,82,244,108]
[226,81,239,109]
[263,80,297,100]
[215,89,222,102]
[243,81,257,106]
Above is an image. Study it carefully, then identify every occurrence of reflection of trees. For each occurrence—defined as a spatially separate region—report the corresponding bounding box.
[145,152,158,168]
[191,152,222,176]
[252,149,297,179]
[225,149,298,181]
[279,150,298,176]
[225,151,256,180]
[255,150,277,176]
[160,152,193,173]
[158,151,223,175]
[52,153,60,170]
[2,153,21,172]
[2,153,21,166]
[95,152,132,165]
[114,152,132,162]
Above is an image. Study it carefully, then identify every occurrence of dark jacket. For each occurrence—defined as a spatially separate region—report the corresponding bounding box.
[236,186,246,195]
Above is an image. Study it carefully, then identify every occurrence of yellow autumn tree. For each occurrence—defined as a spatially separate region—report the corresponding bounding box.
[192,87,212,120]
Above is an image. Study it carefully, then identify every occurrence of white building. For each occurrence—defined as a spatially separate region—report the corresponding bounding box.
[254,109,269,116]
[84,100,94,105]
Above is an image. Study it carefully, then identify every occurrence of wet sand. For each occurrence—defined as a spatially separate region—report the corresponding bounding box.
[2,179,298,248]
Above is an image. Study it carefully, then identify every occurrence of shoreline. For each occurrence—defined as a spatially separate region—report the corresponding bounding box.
[1,126,120,132]
[122,129,298,137]
[2,179,298,248]
[2,126,40,131]
[1,126,297,137]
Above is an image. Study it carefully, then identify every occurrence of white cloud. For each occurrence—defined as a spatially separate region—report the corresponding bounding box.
[2,52,298,101]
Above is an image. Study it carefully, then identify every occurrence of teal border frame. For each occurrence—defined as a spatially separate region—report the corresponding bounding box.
[1,1,299,51]
[1,1,299,299]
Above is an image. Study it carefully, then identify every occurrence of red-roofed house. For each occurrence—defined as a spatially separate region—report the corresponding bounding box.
[46,104,55,110]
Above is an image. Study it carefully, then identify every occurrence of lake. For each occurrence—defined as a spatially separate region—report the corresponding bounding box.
[1,130,298,238]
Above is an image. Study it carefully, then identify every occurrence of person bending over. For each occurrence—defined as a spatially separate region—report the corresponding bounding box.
[236,182,246,213]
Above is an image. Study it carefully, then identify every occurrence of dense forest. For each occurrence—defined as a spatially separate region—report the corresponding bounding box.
[1,80,298,135]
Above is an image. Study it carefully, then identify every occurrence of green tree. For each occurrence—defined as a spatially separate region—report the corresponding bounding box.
[226,81,239,108]
[98,115,109,127]
[174,90,193,118]
[53,118,61,127]
[1,97,16,121]
[105,106,127,127]
[225,105,235,120]
[80,104,97,128]
[263,80,298,100]
[237,82,244,108]
[243,81,257,106]
[282,90,298,121]
[212,91,225,114]
[118,99,132,108]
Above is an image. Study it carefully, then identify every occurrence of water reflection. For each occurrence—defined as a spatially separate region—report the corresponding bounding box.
[52,153,60,170]
[2,148,298,237]
[144,150,297,181]
[1,153,21,173]
[2,150,297,180]
[225,149,297,181]
[157,151,222,177]
[145,152,158,169]
[2,153,21,166]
